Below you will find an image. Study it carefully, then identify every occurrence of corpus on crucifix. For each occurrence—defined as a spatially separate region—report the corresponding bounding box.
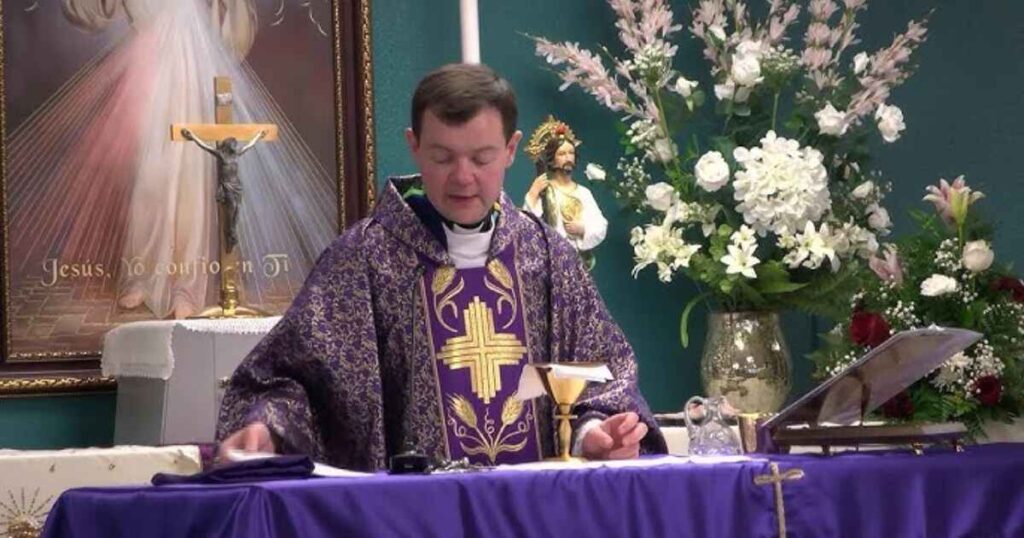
[171,76,279,318]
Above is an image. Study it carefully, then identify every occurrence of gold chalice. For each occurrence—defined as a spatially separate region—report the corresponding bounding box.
[532,361,607,462]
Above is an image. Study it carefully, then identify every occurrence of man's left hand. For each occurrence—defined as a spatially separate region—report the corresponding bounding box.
[581,412,648,460]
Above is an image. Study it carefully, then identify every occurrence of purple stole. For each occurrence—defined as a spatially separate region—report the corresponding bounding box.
[420,246,542,465]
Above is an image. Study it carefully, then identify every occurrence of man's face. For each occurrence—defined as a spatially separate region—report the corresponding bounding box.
[552,141,576,174]
[406,107,522,225]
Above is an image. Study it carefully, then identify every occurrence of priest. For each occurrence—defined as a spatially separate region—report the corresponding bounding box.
[217,63,666,470]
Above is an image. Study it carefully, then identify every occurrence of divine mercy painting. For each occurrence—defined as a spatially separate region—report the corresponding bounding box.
[1,0,373,388]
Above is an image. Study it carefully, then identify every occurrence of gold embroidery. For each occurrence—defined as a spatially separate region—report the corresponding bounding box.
[447,393,531,464]
[485,259,518,330]
[432,267,465,333]
[556,191,583,223]
[432,266,456,295]
[0,487,52,538]
[437,297,526,404]
[486,259,513,289]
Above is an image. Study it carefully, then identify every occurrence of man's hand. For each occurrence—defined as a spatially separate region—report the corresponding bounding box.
[217,422,276,463]
[525,174,550,207]
[564,220,585,238]
[581,412,648,460]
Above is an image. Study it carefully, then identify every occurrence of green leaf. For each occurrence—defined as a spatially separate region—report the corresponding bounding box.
[754,261,809,294]
[680,292,711,348]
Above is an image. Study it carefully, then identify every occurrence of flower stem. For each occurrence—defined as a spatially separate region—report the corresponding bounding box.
[771,92,781,132]
[653,87,688,190]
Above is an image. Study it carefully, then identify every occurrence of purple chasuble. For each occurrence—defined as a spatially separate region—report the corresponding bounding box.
[421,247,542,465]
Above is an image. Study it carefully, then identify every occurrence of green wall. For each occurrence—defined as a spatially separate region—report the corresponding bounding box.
[3,0,1021,449]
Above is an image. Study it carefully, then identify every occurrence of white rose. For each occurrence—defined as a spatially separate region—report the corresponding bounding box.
[814,103,848,136]
[853,52,869,75]
[650,137,678,163]
[584,163,606,181]
[645,182,678,211]
[962,240,995,273]
[673,76,698,98]
[866,204,892,231]
[730,54,762,87]
[852,180,874,199]
[920,274,959,297]
[715,79,751,103]
[694,151,730,192]
[735,40,765,59]
[714,80,735,101]
[875,104,906,143]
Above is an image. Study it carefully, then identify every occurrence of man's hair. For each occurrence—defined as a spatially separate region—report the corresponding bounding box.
[411,63,518,141]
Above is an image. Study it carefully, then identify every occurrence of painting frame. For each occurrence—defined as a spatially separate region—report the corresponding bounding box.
[0,0,375,396]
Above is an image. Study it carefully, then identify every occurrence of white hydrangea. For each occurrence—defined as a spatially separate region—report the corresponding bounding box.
[731,131,831,236]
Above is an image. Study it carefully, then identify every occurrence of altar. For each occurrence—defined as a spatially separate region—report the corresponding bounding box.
[41,444,1024,538]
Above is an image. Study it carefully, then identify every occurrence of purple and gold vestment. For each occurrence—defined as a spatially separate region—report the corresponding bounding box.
[217,177,666,470]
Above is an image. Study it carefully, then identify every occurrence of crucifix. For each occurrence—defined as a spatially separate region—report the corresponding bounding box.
[171,76,279,318]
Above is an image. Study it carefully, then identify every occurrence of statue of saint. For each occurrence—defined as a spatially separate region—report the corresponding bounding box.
[524,116,607,268]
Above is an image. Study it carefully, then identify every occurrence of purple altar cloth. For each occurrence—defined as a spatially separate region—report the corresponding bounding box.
[41,444,1024,538]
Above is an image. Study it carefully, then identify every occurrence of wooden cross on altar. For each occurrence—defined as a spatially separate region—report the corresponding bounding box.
[170,76,279,318]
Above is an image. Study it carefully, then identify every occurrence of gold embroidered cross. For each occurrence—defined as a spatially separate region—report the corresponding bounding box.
[437,297,527,404]
[754,462,805,537]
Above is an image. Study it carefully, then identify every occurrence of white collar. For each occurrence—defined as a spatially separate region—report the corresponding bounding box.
[443,225,493,269]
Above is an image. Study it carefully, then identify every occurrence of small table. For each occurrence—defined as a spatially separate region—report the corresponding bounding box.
[102,317,280,445]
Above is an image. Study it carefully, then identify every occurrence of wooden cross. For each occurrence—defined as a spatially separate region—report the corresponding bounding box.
[170,76,278,318]
[754,462,806,537]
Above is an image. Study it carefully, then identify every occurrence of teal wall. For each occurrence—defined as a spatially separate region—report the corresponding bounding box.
[3,0,1021,448]
[371,0,1024,413]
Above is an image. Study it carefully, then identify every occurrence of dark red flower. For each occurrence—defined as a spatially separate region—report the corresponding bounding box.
[555,124,567,135]
[991,277,1024,303]
[849,311,891,348]
[974,375,1002,406]
[881,391,914,419]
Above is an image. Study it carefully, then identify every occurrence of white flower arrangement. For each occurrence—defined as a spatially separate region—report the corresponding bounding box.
[534,0,931,331]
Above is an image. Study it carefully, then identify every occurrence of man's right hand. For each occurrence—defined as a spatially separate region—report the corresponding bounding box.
[525,174,550,207]
[217,422,276,463]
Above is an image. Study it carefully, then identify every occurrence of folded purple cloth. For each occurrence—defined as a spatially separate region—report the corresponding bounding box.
[152,455,314,485]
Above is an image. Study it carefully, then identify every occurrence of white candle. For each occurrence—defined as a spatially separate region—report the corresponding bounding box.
[460,0,480,63]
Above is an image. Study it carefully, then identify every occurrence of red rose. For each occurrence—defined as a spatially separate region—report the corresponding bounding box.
[974,375,1002,406]
[881,391,914,419]
[992,277,1024,303]
[849,311,891,348]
